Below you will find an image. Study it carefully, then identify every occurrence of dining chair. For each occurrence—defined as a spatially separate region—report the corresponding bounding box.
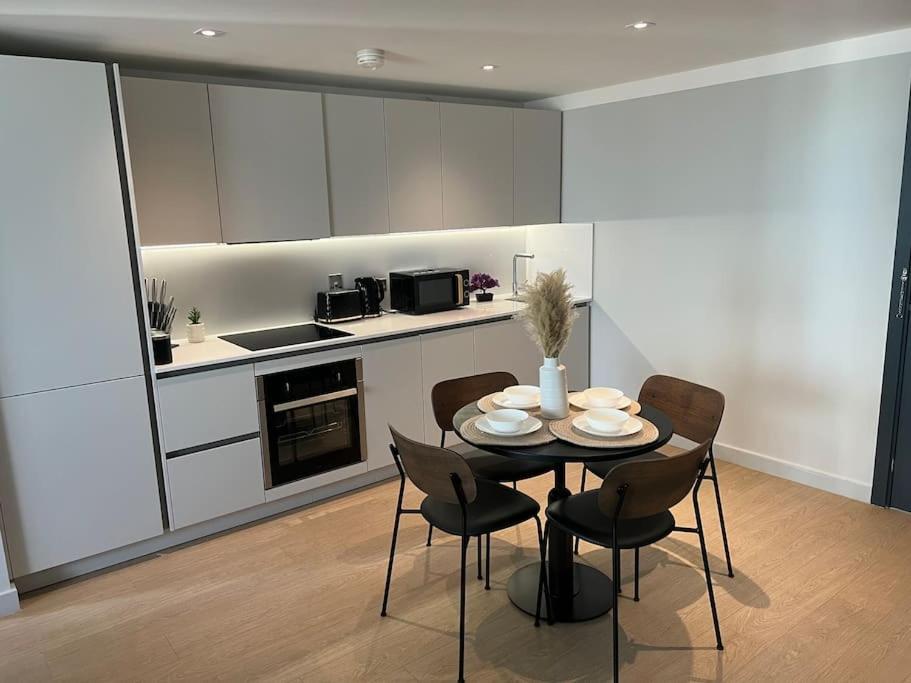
[381,426,552,683]
[427,371,554,587]
[537,440,723,681]
[576,375,733,591]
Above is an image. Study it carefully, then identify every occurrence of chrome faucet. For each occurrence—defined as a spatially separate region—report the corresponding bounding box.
[512,253,535,297]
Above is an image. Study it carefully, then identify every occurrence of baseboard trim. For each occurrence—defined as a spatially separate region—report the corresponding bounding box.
[713,442,872,503]
[0,583,19,617]
[14,465,398,594]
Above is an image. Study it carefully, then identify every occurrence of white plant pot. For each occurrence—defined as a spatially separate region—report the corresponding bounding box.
[539,356,569,419]
[186,322,206,343]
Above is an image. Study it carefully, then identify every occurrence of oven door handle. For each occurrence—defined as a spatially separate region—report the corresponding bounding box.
[272,387,358,413]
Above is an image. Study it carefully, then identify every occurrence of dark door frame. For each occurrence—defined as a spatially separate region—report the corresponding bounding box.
[872,84,911,507]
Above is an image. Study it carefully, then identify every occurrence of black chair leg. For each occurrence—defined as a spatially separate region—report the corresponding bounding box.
[485,533,491,590]
[534,518,554,626]
[708,447,735,578]
[458,535,469,682]
[574,468,587,555]
[477,535,483,581]
[611,543,621,681]
[426,524,434,547]
[633,547,640,602]
[381,507,402,617]
[695,494,724,650]
[513,480,517,490]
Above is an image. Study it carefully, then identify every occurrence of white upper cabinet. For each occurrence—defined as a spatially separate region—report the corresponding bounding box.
[384,99,444,232]
[441,103,514,229]
[514,108,562,225]
[121,77,222,246]
[208,84,330,242]
[324,94,390,236]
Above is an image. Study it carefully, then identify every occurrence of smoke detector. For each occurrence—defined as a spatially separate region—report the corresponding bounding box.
[356,48,386,70]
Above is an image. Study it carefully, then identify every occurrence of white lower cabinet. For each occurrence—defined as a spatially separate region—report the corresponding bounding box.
[0,377,163,577]
[362,337,424,470]
[158,365,259,453]
[564,306,591,391]
[166,438,266,530]
[420,328,477,446]
[474,317,541,385]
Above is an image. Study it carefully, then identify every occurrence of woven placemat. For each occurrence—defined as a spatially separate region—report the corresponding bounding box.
[549,414,658,449]
[477,393,542,415]
[460,414,556,447]
[567,393,641,416]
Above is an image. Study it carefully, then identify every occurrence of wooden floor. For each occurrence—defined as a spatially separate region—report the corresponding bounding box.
[2,461,911,682]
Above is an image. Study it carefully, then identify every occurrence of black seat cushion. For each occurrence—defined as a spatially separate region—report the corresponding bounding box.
[546,491,675,549]
[463,448,553,483]
[421,479,540,537]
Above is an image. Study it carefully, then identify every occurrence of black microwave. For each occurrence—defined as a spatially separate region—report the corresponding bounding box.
[389,268,470,315]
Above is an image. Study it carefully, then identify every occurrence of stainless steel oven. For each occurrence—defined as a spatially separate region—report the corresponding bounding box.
[256,357,366,489]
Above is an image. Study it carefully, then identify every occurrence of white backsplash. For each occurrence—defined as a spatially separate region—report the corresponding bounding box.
[140,224,592,337]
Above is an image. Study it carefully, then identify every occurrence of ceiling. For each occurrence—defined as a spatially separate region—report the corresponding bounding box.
[2,0,910,102]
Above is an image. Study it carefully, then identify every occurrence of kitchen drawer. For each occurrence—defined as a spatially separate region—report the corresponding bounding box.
[158,365,259,453]
[167,438,266,529]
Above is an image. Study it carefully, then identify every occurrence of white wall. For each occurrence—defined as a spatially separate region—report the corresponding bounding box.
[526,223,593,300]
[141,224,593,337]
[563,54,911,500]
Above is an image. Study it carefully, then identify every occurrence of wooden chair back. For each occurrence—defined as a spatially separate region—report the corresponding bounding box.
[597,440,711,519]
[389,425,477,504]
[431,371,518,434]
[639,375,724,444]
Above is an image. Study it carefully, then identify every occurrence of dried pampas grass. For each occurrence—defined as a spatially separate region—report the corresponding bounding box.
[520,269,576,359]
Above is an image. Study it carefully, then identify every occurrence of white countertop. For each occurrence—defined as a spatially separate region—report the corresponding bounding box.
[157,297,591,375]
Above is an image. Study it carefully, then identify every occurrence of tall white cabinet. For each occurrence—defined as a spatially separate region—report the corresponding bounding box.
[0,56,163,577]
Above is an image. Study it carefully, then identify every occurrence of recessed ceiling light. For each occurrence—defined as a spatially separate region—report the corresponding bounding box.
[626,20,655,30]
[193,28,226,38]
[481,64,498,71]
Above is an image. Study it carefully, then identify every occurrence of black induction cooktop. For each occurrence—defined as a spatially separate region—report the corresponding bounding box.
[219,323,354,352]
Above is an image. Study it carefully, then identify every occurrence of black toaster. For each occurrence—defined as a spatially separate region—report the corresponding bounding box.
[315,289,363,324]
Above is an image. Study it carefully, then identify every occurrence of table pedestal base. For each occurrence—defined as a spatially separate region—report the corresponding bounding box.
[507,561,614,622]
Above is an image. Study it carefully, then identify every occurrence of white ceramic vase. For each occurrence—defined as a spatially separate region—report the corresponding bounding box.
[186,322,206,343]
[539,356,569,419]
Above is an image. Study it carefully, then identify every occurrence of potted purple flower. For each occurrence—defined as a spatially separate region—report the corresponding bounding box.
[470,272,500,302]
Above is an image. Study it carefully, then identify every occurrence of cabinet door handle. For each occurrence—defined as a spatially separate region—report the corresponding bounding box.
[898,267,908,319]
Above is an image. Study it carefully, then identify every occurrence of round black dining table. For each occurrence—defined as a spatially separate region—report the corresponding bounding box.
[453,402,673,623]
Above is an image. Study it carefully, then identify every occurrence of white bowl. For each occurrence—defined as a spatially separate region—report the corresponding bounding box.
[485,408,529,434]
[584,387,624,408]
[585,408,630,434]
[503,385,540,405]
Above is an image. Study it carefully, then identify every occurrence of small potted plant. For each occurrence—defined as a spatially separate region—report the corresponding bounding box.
[470,273,499,302]
[186,306,206,343]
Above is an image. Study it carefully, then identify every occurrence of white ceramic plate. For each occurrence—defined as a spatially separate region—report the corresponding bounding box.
[491,392,540,410]
[572,414,642,438]
[476,415,543,437]
[569,392,632,411]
